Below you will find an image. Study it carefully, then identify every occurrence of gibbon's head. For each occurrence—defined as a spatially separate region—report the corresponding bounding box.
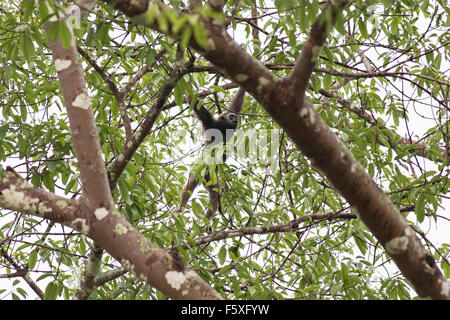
[218,112,239,129]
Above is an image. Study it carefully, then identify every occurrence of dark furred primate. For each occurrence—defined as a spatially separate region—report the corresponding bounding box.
[178,87,246,221]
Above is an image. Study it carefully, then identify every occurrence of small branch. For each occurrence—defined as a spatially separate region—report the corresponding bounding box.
[108,52,194,190]
[77,45,119,96]
[287,1,346,105]
[95,267,128,286]
[250,0,260,48]
[186,212,357,248]
[0,270,28,279]
[0,248,44,299]
[118,48,168,141]
[319,88,449,162]
[75,243,104,300]
[357,48,375,74]
[160,82,239,111]
[121,48,167,96]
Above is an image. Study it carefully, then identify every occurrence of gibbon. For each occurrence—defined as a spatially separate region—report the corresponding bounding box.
[178,87,246,221]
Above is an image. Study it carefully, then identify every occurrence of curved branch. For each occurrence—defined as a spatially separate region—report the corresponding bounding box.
[0,167,221,300]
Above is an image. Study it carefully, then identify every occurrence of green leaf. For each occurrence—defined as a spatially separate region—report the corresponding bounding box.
[353,235,367,255]
[174,81,185,107]
[42,171,55,193]
[390,17,399,35]
[330,282,343,297]
[323,73,332,91]
[78,237,86,255]
[31,173,41,187]
[229,246,240,259]
[172,15,188,35]
[218,246,227,265]
[16,287,28,299]
[20,105,28,122]
[274,0,292,12]
[242,204,253,218]
[415,193,425,222]
[6,41,19,61]
[22,0,35,20]
[191,200,203,218]
[38,0,50,22]
[341,262,349,281]
[334,10,346,34]
[44,282,58,300]
[145,3,159,25]
[180,26,192,50]
[358,18,367,39]
[47,20,61,42]
[441,260,450,278]
[28,250,38,269]
[65,177,77,194]
[192,22,208,48]
[296,3,308,32]
[157,12,168,33]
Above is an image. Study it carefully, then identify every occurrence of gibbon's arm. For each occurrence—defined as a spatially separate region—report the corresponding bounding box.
[193,103,215,130]
[229,87,246,114]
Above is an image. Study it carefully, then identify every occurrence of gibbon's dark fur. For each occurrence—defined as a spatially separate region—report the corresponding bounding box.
[178,87,246,220]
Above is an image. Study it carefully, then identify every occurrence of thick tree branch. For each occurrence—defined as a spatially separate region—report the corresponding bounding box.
[0,164,221,300]
[0,168,82,224]
[46,19,112,214]
[102,0,450,299]
[35,2,222,299]
[45,0,113,300]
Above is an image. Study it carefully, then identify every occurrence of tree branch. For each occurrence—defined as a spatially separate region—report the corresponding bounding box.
[102,0,450,299]
[0,248,44,299]
[108,50,194,190]
[38,2,222,300]
[0,159,221,300]
[95,267,128,286]
[75,243,103,300]
[287,1,346,106]
[187,212,357,248]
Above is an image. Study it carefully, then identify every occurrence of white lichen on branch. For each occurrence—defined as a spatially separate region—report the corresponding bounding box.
[94,207,109,220]
[165,271,186,290]
[114,223,128,235]
[386,235,409,254]
[72,218,89,234]
[0,185,38,212]
[72,91,92,110]
[54,59,72,72]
